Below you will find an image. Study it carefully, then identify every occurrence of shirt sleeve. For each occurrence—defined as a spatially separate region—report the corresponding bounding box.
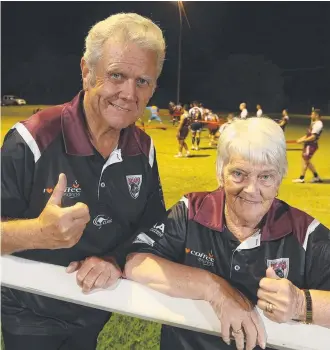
[128,198,188,263]
[304,220,330,291]
[1,128,35,219]
[311,121,323,135]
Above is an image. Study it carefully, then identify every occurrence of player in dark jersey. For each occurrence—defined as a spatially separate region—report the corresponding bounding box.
[174,104,191,158]
[293,109,323,183]
[168,101,176,123]
[172,103,183,126]
[278,109,289,131]
[205,110,220,146]
[189,101,203,150]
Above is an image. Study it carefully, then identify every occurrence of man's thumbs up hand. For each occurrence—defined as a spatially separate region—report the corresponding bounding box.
[48,173,67,206]
[37,174,90,249]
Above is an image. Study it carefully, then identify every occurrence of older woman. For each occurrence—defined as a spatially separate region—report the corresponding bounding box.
[124,117,330,350]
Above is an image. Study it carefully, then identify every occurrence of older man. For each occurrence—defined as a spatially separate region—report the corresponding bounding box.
[125,118,330,350]
[1,13,166,350]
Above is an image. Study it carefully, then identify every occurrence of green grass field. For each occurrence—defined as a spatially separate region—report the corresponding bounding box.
[1,106,330,349]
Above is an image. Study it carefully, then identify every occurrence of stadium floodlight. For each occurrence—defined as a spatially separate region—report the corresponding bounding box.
[175,1,190,105]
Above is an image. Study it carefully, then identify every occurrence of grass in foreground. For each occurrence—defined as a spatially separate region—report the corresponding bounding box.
[1,107,330,349]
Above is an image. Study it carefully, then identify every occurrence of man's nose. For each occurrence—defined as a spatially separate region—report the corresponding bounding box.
[119,79,138,102]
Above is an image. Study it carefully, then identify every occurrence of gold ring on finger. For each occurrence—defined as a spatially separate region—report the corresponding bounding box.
[232,328,243,335]
[266,302,274,313]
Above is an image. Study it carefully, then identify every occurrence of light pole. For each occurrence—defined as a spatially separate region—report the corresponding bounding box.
[176,1,183,105]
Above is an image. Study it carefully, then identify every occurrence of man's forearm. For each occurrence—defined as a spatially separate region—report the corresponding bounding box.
[1,218,41,255]
[125,253,219,301]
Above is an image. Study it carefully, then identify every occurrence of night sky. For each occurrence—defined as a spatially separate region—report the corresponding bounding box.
[2,1,330,112]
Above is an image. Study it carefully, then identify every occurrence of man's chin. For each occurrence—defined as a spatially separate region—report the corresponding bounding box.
[102,115,136,130]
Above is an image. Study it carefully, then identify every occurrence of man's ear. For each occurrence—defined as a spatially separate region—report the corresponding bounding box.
[81,57,90,90]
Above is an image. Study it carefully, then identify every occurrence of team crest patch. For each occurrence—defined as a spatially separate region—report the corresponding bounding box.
[267,258,289,278]
[126,175,142,199]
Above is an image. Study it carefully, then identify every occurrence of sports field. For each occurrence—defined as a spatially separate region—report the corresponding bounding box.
[1,106,330,349]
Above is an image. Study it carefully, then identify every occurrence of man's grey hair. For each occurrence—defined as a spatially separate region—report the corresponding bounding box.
[216,117,288,186]
[83,13,166,86]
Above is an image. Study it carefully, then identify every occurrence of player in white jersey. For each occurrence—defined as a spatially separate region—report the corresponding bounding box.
[293,109,323,183]
[239,102,248,119]
[256,104,263,117]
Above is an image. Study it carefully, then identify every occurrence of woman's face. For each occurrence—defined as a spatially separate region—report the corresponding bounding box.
[222,155,281,225]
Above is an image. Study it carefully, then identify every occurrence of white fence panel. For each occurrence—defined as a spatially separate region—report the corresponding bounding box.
[1,255,329,350]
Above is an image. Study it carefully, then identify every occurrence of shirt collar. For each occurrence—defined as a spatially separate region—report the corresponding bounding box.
[61,91,94,156]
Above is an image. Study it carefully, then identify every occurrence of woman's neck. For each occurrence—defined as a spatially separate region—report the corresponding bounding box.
[224,204,261,242]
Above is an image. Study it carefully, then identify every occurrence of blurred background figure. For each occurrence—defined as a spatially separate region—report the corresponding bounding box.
[256,104,263,117]
[278,109,290,131]
[174,104,191,158]
[293,109,323,183]
[172,102,183,126]
[239,102,248,119]
[147,104,163,125]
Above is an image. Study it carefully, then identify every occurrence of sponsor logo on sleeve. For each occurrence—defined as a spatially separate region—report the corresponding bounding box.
[150,223,165,237]
[185,248,215,267]
[133,233,155,247]
[267,258,289,278]
[126,175,142,199]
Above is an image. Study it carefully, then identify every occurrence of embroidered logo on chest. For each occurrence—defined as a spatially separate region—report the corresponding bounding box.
[126,175,142,199]
[267,258,289,278]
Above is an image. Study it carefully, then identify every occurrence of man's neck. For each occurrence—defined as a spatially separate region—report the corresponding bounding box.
[83,98,121,159]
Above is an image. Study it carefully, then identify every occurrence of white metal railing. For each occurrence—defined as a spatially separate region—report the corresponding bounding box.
[1,255,329,350]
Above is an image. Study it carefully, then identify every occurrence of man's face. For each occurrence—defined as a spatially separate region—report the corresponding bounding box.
[239,104,244,111]
[82,39,158,130]
[282,110,286,117]
[222,156,281,225]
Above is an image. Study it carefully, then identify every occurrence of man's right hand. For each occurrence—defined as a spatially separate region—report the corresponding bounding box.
[206,275,267,350]
[37,173,90,249]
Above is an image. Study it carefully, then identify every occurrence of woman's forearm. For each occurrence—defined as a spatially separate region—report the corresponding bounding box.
[124,252,218,301]
[310,290,330,328]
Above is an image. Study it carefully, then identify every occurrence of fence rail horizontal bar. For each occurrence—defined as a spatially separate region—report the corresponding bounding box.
[1,255,329,350]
